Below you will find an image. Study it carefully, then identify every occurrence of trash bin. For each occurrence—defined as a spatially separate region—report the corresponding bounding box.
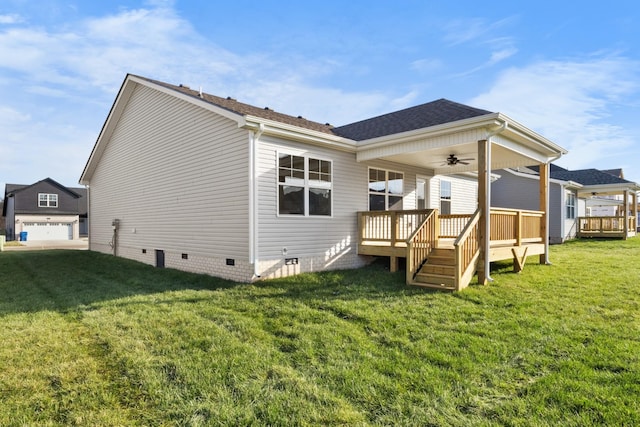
[19,231,28,241]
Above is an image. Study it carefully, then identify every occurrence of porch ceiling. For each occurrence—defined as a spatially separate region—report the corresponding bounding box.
[355,113,567,175]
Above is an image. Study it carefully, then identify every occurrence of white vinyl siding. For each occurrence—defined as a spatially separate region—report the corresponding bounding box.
[257,136,426,261]
[88,84,250,259]
[429,175,477,214]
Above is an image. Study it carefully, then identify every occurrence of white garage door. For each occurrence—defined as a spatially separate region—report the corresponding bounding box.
[22,222,73,240]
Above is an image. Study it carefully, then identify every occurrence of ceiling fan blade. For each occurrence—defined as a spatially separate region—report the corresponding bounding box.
[459,161,470,165]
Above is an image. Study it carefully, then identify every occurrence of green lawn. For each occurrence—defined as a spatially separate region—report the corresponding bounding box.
[1,239,639,426]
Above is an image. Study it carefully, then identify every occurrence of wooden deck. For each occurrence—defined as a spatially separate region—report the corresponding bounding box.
[357,208,545,291]
[577,216,637,239]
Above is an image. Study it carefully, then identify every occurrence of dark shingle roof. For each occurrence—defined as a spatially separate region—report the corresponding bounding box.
[138,76,336,135]
[137,76,495,142]
[332,99,494,141]
[551,168,633,186]
[528,164,569,174]
[602,168,624,179]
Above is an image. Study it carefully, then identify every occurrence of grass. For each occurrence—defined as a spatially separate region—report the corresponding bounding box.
[0,239,639,426]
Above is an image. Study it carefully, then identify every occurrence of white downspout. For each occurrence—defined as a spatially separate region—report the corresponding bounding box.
[250,123,265,279]
[483,122,508,283]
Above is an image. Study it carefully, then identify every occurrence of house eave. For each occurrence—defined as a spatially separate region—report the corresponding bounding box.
[242,116,357,151]
[355,112,567,164]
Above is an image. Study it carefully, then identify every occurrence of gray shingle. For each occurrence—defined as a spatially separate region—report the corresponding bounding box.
[332,99,493,141]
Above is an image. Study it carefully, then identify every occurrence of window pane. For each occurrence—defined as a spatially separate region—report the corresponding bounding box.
[388,175,403,195]
[369,194,386,211]
[440,180,452,199]
[389,196,403,211]
[440,200,451,215]
[279,153,292,168]
[369,169,386,193]
[279,185,304,215]
[292,155,305,170]
[309,188,331,216]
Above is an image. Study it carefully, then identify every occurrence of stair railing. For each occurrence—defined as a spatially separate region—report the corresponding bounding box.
[406,209,438,283]
[453,209,481,291]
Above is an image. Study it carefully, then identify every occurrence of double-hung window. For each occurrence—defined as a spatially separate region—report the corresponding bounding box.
[278,153,332,216]
[368,168,403,211]
[440,180,451,215]
[566,192,576,219]
[38,193,58,208]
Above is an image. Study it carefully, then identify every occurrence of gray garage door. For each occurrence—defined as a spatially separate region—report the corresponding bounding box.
[22,222,73,240]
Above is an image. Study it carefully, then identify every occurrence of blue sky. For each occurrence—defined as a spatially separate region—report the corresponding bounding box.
[1,0,639,191]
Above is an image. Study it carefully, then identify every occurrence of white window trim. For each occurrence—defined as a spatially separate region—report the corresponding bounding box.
[277,151,333,218]
[368,167,404,211]
[38,193,58,208]
[566,191,576,220]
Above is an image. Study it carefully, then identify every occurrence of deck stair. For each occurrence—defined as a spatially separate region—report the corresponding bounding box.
[413,247,457,290]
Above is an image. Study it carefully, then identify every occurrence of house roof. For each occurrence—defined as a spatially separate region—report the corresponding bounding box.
[602,168,624,179]
[138,76,497,141]
[137,75,336,135]
[4,178,82,198]
[332,99,494,141]
[81,74,568,184]
[550,168,634,186]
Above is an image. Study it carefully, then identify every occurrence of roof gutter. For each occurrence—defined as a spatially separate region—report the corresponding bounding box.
[481,121,508,283]
[249,123,265,279]
[242,116,356,152]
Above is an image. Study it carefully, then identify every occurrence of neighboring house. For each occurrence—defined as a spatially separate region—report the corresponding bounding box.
[3,178,88,241]
[493,165,639,242]
[492,166,584,244]
[80,74,566,287]
[587,168,625,217]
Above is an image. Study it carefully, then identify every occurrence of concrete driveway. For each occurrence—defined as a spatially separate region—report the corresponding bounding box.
[3,238,89,251]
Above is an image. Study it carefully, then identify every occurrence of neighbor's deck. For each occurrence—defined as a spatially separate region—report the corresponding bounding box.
[577,216,637,239]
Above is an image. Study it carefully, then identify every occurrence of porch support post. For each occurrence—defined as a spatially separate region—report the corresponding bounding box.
[633,191,638,234]
[477,139,491,285]
[623,190,630,239]
[539,162,550,264]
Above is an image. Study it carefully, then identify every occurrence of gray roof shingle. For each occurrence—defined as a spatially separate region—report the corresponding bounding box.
[332,99,494,141]
[550,168,633,186]
[138,76,494,141]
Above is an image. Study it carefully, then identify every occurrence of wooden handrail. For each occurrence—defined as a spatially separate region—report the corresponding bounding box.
[453,209,481,291]
[406,210,438,283]
[358,209,435,245]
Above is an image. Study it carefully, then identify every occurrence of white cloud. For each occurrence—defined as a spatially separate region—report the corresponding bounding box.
[411,58,444,73]
[442,16,518,46]
[470,55,640,171]
[0,14,23,24]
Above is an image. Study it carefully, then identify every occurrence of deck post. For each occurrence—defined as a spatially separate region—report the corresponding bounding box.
[623,190,630,240]
[539,163,550,264]
[634,192,638,234]
[477,139,490,285]
[390,211,398,272]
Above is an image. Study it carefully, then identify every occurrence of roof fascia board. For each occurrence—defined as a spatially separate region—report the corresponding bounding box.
[579,182,640,194]
[497,113,567,156]
[80,75,138,184]
[131,76,246,124]
[502,168,581,187]
[355,113,504,150]
[243,117,357,152]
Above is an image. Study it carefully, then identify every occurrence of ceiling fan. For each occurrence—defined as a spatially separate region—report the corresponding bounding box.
[442,154,474,166]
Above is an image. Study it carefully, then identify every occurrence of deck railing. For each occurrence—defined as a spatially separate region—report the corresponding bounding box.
[439,214,472,238]
[577,216,637,237]
[453,209,481,291]
[357,209,435,246]
[490,208,544,246]
[359,207,545,248]
[406,210,438,283]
